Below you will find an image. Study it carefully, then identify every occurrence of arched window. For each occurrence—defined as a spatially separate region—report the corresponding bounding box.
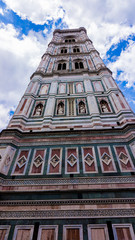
[100,100,110,113]
[75,62,79,69]
[73,47,80,53]
[75,61,84,69]
[57,62,66,71]
[58,63,62,70]
[63,63,66,70]
[61,48,67,54]
[34,103,43,116]
[79,62,84,69]
[79,101,86,114]
[65,38,76,43]
[57,102,64,115]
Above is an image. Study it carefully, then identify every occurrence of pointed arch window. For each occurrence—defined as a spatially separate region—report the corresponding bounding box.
[63,63,66,70]
[79,62,84,69]
[65,38,75,43]
[75,62,79,69]
[57,101,64,115]
[34,103,43,116]
[58,63,62,70]
[78,101,86,114]
[61,48,67,54]
[100,100,110,113]
[73,47,80,53]
[57,62,67,71]
[75,61,84,69]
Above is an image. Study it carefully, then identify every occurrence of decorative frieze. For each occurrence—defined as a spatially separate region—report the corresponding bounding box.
[1,198,135,206]
[1,176,135,186]
[1,208,135,219]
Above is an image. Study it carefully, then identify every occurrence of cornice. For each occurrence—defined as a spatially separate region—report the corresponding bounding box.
[1,208,135,219]
[48,38,91,46]
[41,49,99,59]
[30,67,112,79]
[53,27,87,35]
[0,198,135,206]
[0,176,135,186]
[1,123,135,139]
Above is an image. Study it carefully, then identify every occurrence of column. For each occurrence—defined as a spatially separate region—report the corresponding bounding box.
[119,92,130,110]
[87,95,99,115]
[44,97,55,117]
[110,93,122,112]
[23,98,33,116]
[32,82,39,95]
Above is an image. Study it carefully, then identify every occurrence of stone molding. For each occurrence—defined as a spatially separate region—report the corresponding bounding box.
[0,198,135,206]
[1,209,135,219]
[0,176,135,186]
[53,27,87,35]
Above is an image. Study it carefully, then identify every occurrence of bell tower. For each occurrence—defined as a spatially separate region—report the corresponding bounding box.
[7,27,134,132]
[0,27,135,240]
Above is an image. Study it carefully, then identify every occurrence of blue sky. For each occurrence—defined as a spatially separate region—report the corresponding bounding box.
[0,0,135,130]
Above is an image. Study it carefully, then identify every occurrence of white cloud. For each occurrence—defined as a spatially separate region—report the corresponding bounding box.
[107,40,135,88]
[3,0,63,24]
[0,8,4,15]
[0,23,52,130]
[86,23,135,59]
[3,0,135,58]
[3,0,135,28]
[0,104,15,131]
